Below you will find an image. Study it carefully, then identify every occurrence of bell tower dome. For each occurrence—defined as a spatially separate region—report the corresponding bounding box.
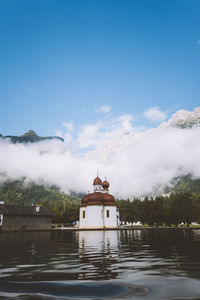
[102,178,109,193]
[93,174,103,192]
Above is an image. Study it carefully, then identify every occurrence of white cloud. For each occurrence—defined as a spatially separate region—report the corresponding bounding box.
[62,121,74,132]
[55,130,63,137]
[96,105,111,113]
[64,133,73,144]
[77,114,134,150]
[117,114,134,131]
[144,106,167,121]
[77,124,100,148]
[1,108,200,199]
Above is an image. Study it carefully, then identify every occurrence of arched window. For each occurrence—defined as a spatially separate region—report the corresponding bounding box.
[83,210,86,218]
[106,210,110,218]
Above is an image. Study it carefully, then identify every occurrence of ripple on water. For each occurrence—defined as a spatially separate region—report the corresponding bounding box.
[2,229,200,299]
[0,281,148,299]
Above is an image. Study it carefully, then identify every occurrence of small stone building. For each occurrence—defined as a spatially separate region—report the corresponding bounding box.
[0,204,53,231]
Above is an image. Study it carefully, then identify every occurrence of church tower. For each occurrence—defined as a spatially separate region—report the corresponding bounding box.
[79,175,119,229]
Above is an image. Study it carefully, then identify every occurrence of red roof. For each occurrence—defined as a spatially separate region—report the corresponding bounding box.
[0,204,53,217]
[81,192,115,207]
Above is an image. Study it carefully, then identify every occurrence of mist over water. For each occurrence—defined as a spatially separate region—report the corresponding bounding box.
[1,229,200,299]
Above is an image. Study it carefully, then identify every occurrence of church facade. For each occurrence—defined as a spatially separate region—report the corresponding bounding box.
[79,176,119,229]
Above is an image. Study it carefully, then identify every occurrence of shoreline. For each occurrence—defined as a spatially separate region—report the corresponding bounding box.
[55,226,200,231]
[1,226,200,233]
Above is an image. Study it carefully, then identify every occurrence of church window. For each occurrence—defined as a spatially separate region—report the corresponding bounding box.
[83,210,86,218]
[106,210,110,218]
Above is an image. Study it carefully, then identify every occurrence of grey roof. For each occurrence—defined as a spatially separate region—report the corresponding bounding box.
[0,205,53,217]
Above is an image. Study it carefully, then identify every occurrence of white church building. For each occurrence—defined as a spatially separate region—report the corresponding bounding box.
[79,176,119,229]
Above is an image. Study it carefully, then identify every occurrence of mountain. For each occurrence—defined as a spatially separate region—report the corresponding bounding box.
[86,107,200,163]
[168,174,200,195]
[165,107,200,129]
[1,130,64,143]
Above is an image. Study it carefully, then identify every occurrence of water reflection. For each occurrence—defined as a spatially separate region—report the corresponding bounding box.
[1,229,200,299]
[78,231,119,280]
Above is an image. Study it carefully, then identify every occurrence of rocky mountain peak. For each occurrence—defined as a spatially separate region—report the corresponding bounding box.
[21,130,38,137]
[167,107,200,128]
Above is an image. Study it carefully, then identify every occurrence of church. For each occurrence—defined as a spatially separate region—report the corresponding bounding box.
[79,175,119,229]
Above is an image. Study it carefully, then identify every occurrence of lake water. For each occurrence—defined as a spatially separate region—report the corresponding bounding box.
[1,229,200,299]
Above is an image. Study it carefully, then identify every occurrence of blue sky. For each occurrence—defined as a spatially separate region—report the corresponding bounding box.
[0,0,200,137]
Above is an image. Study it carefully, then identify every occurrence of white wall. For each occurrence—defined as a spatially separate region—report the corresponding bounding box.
[79,206,104,229]
[104,206,118,228]
[79,207,87,228]
[79,205,119,229]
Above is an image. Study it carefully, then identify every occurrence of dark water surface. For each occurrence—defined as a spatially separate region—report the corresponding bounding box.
[1,229,200,299]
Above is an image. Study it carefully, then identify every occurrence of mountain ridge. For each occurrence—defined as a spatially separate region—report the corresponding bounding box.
[0,130,64,143]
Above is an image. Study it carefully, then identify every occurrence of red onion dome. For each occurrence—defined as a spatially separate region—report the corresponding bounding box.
[102,180,109,189]
[93,176,102,185]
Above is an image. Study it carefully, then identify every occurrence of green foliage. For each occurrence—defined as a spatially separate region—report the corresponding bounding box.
[2,174,200,227]
[0,179,80,224]
[170,174,200,194]
[117,192,200,227]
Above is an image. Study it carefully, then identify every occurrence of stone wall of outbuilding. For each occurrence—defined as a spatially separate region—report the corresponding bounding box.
[0,215,52,231]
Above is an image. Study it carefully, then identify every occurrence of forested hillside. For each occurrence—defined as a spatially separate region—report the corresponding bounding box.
[117,174,200,226]
[0,179,81,224]
[169,174,200,194]
[117,193,200,227]
[1,174,200,226]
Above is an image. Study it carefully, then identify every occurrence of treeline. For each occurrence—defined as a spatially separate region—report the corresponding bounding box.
[117,193,200,226]
[1,176,200,226]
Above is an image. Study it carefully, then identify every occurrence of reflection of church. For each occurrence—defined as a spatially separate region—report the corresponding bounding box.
[78,230,119,280]
[79,176,119,229]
